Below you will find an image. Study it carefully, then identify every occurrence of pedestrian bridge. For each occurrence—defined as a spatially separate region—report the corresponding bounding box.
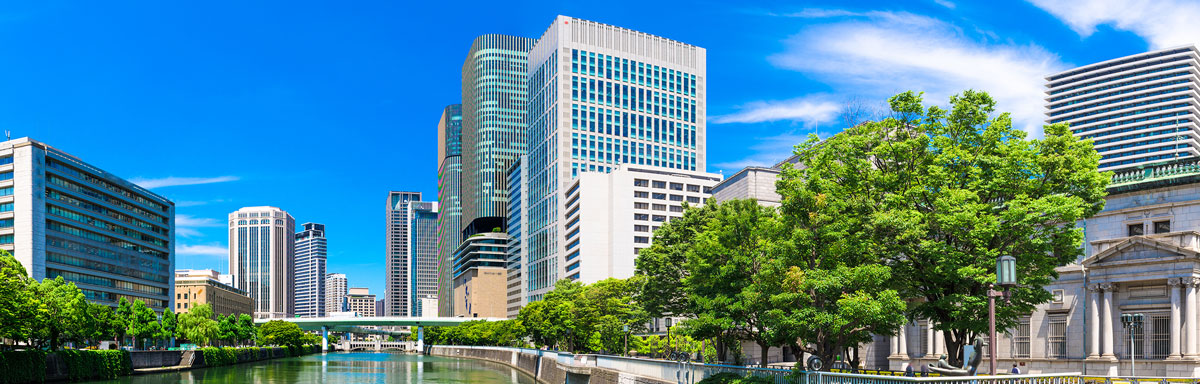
[255,316,507,352]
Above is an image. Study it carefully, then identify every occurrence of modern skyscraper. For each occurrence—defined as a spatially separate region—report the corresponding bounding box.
[8,137,175,311]
[460,34,537,232]
[522,16,706,302]
[505,156,528,318]
[385,191,437,317]
[1046,45,1200,172]
[407,201,439,316]
[228,206,296,319]
[436,104,463,317]
[293,222,327,318]
[325,272,347,314]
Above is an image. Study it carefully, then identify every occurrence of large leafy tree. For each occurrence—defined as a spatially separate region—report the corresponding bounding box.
[128,299,159,350]
[29,276,87,350]
[236,314,256,346]
[178,303,219,346]
[828,90,1109,363]
[83,302,117,347]
[0,250,34,345]
[258,320,307,348]
[683,199,793,367]
[218,314,237,346]
[634,203,717,318]
[114,297,132,348]
[160,308,177,348]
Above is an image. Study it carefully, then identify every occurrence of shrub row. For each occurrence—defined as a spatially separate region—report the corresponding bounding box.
[0,350,45,384]
[202,345,317,367]
[57,350,131,381]
[697,372,781,384]
[199,347,238,367]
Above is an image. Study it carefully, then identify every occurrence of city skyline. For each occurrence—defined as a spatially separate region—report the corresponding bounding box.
[11,1,1195,296]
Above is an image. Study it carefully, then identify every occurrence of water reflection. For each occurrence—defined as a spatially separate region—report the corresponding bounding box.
[85,352,538,384]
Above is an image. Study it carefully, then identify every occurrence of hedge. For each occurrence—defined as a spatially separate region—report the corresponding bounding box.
[697,372,780,384]
[0,350,45,384]
[199,347,237,367]
[57,350,131,381]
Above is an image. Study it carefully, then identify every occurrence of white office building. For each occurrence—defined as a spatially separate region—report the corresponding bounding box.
[7,137,175,311]
[325,272,347,314]
[1045,45,1200,172]
[293,222,326,318]
[521,15,706,303]
[228,206,295,319]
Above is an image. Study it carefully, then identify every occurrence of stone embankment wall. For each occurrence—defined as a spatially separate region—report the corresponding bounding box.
[430,346,672,384]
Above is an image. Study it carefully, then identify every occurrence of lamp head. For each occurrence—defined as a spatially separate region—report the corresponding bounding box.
[996,255,1017,288]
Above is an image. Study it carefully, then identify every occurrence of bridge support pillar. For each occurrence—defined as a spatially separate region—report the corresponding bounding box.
[417,326,425,352]
[322,326,329,353]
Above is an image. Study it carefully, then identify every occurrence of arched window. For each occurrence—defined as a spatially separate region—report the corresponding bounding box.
[249,220,258,225]
[238,220,247,225]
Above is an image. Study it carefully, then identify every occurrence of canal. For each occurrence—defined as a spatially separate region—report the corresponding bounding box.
[84,352,539,383]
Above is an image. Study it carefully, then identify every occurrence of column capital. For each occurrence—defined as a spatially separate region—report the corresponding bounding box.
[1169,277,1185,286]
[1184,277,1200,287]
[1099,282,1117,292]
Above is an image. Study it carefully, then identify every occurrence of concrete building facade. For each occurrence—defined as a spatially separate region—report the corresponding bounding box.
[325,272,347,314]
[228,206,295,319]
[293,222,326,318]
[505,156,529,318]
[345,287,376,317]
[522,15,707,304]
[452,232,509,318]
[407,201,438,317]
[7,138,175,311]
[1046,45,1200,172]
[385,191,421,317]
[174,269,254,317]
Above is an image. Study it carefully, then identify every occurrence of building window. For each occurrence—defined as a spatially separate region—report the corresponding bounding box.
[670,183,683,191]
[1154,221,1171,234]
[634,179,649,187]
[635,225,649,232]
[652,204,666,211]
[634,214,649,221]
[635,191,649,198]
[635,236,649,244]
[1128,223,1144,236]
[635,202,649,209]
[652,181,666,189]
[1126,315,1145,358]
[652,193,666,200]
[687,184,700,192]
[1013,317,1030,358]
[1152,316,1170,359]
[652,215,666,222]
[686,196,700,204]
[1048,315,1067,358]
[670,206,684,213]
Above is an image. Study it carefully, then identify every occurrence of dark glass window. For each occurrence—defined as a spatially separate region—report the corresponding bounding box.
[1154,221,1171,234]
[1128,223,1144,236]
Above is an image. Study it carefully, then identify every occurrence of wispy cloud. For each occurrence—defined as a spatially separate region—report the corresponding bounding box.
[712,130,815,171]
[176,214,223,238]
[129,176,239,189]
[1028,0,1200,49]
[933,0,956,9]
[764,9,1066,134]
[177,244,227,258]
[712,97,841,124]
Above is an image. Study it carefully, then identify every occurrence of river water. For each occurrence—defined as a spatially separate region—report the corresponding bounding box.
[85,352,539,384]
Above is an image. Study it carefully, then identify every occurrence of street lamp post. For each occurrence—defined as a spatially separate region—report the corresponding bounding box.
[1121,313,1145,376]
[990,255,1017,375]
[623,324,630,357]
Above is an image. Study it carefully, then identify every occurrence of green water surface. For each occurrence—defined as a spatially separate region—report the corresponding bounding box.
[85,352,538,384]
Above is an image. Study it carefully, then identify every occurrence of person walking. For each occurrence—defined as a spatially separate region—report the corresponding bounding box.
[1010,364,1020,374]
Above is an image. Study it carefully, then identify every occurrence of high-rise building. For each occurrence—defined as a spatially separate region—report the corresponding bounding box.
[345,287,376,317]
[505,156,528,318]
[460,34,536,231]
[407,201,438,316]
[385,192,437,317]
[451,232,509,318]
[228,206,296,319]
[1045,45,1200,172]
[521,16,706,303]
[325,273,347,314]
[174,269,254,317]
[436,104,463,317]
[10,138,175,311]
[293,223,327,318]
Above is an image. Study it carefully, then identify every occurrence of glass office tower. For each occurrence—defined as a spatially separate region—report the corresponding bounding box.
[293,222,326,318]
[228,206,296,319]
[407,201,438,316]
[436,104,462,317]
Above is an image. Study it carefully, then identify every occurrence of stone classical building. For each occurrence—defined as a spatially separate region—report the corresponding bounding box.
[882,160,1200,377]
[174,269,254,317]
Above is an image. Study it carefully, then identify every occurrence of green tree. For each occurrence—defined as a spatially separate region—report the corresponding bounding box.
[0,250,34,345]
[128,299,159,350]
[114,297,132,348]
[258,320,307,348]
[633,203,716,319]
[178,303,219,346]
[218,314,237,346]
[83,302,117,347]
[236,314,256,346]
[160,308,177,348]
[29,276,87,350]
[682,199,792,367]
[827,90,1109,363]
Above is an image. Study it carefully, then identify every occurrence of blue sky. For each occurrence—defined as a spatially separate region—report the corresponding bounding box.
[8,0,1192,296]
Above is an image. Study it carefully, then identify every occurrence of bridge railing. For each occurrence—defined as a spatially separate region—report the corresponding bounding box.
[800,371,1083,384]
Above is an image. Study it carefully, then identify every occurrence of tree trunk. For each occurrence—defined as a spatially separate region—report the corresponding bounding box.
[759,341,770,368]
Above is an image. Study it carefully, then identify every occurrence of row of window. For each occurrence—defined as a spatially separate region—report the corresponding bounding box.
[48,175,171,233]
[571,49,697,97]
[1048,48,1192,84]
[1102,152,1192,169]
[48,268,167,296]
[1100,143,1188,161]
[572,105,697,150]
[634,179,705,192]
[1076,111,1191,135]
[572,76,697,124]
[47,159,169,213]
[47,251,167,283]
[1050,92,1191,120]
[1049,71,1190,102]
[1089,126,1189,147]
[1050,79,1190,110]
[1063,102,1190,127]
[1049,63,1192,96]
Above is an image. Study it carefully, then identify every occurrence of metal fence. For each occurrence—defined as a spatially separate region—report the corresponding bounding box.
[1082,378,1200,384]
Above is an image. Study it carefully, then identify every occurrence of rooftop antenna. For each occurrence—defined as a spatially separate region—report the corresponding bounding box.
[4,130,9,141]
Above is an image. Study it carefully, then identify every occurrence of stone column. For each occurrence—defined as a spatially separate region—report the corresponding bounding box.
[1187,279,1199,358]
[1101,283,1116,358]
[934,329,944,356]
[926,322,936,357]
[891,334,899,356]
[1170,278,1183,359]
[897,322,909,358]
[1088,284,1101,358]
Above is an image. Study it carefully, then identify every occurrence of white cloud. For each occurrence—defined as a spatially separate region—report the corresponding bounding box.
[765,10,1066,134]
[175,214,222,238]
[177,244,227,257]
[1028,0,1200,49]
[712,97,841,124]
[712,130,815,171]
[129,176,239,189]
[933,0,956,9]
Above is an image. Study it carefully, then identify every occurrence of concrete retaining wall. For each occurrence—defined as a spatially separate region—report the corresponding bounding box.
[130,351,183,369]
[430,346,675,384]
